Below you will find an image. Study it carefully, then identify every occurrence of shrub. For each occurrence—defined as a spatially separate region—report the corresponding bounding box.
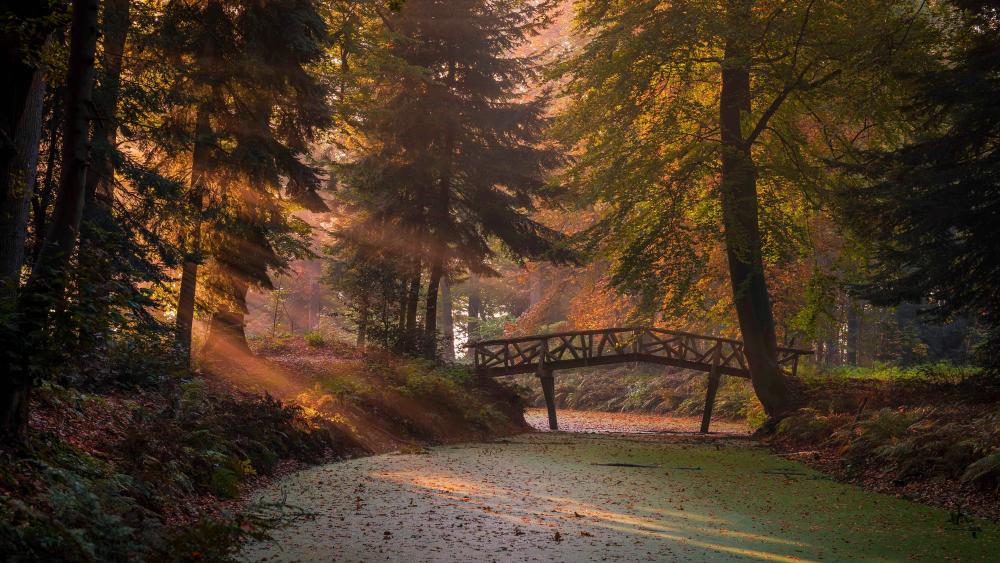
[304,331,325,348]
[316,377,366,400]
[962,452,1000,491]
[776,409,850,443]
[251,335,291,354]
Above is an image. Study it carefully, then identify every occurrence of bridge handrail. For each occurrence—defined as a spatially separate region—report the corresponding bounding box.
[465,326,814,356]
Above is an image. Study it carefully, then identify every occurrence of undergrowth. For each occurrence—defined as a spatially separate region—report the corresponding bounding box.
[776,406,1000,493]
[0,380,360,562]
[800,362,982,385]
[514,368,765,425]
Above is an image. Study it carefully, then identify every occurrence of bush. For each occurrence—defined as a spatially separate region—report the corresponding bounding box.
[250,335,291,354]
[396,359,466,400]
[776,409,850,443]
[962,452,1000,491]
[304,332,325,348]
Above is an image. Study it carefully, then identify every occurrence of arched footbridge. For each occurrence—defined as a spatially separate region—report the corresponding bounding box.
[466,327,813,433]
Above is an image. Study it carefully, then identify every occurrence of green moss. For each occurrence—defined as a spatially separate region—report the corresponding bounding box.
[246,434,1000,561]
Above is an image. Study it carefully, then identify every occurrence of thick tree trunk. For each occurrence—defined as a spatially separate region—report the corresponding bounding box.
[175,103,213,359]
[2,0,101,443]
[0,70,45,294]
[422,71,454,360]
[83,0,128,209]
[176,3,219,362]
[718,0,792,420]
[440,277,455,362]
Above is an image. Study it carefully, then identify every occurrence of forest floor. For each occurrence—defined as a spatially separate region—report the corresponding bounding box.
[241,422,999,562]
[231,339,529,452]
[523,408,749,435]
[0,339,527,561]
[770,376,1000,521]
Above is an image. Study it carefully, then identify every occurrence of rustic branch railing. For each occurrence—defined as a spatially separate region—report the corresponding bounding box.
[466,327,813,433]
[467,327,811,379]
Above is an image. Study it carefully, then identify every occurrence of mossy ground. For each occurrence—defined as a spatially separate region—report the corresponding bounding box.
[243,432,998,562]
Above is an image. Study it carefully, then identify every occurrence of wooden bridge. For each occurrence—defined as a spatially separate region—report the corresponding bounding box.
[467,327,813,433]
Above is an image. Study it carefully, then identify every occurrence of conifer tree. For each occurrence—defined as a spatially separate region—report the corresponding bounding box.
[162,0,332,357]
[344,0,567,358]
[842,0,1000,370]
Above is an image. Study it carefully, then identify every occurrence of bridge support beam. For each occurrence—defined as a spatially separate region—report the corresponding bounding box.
[700,365,721,434]
[538,366,558,431]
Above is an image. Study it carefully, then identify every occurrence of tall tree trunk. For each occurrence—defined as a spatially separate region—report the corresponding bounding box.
[83,0,128,210]
[718,0,792,420]
[31,95,61,265]
[440,277,455,362]
[467,274,482,343]
[175,103,212,360]
[846,299,860,366]
[0,2,52,293]
[77,0,130,354]
[403,259,421,352]
[0,69,45,294]
[176,3,219,363]
[423,259,442,359]
[422,63,455,360]
[1,0,101,443]
[356,292,370,348]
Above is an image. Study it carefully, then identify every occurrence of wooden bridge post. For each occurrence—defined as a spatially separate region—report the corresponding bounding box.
[538,338,558,430]
[539,367,557,431]
[700,345,722,434]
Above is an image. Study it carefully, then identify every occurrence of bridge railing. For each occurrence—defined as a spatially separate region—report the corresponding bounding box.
[467,327,812,378]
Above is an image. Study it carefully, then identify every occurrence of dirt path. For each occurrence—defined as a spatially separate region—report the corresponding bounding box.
[242,423,999,562]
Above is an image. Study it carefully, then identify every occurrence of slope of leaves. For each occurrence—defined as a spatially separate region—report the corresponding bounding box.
[0,379,362,562]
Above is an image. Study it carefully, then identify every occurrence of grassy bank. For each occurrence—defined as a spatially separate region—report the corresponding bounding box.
[0,338,527,562]
[773,365,1000,519]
